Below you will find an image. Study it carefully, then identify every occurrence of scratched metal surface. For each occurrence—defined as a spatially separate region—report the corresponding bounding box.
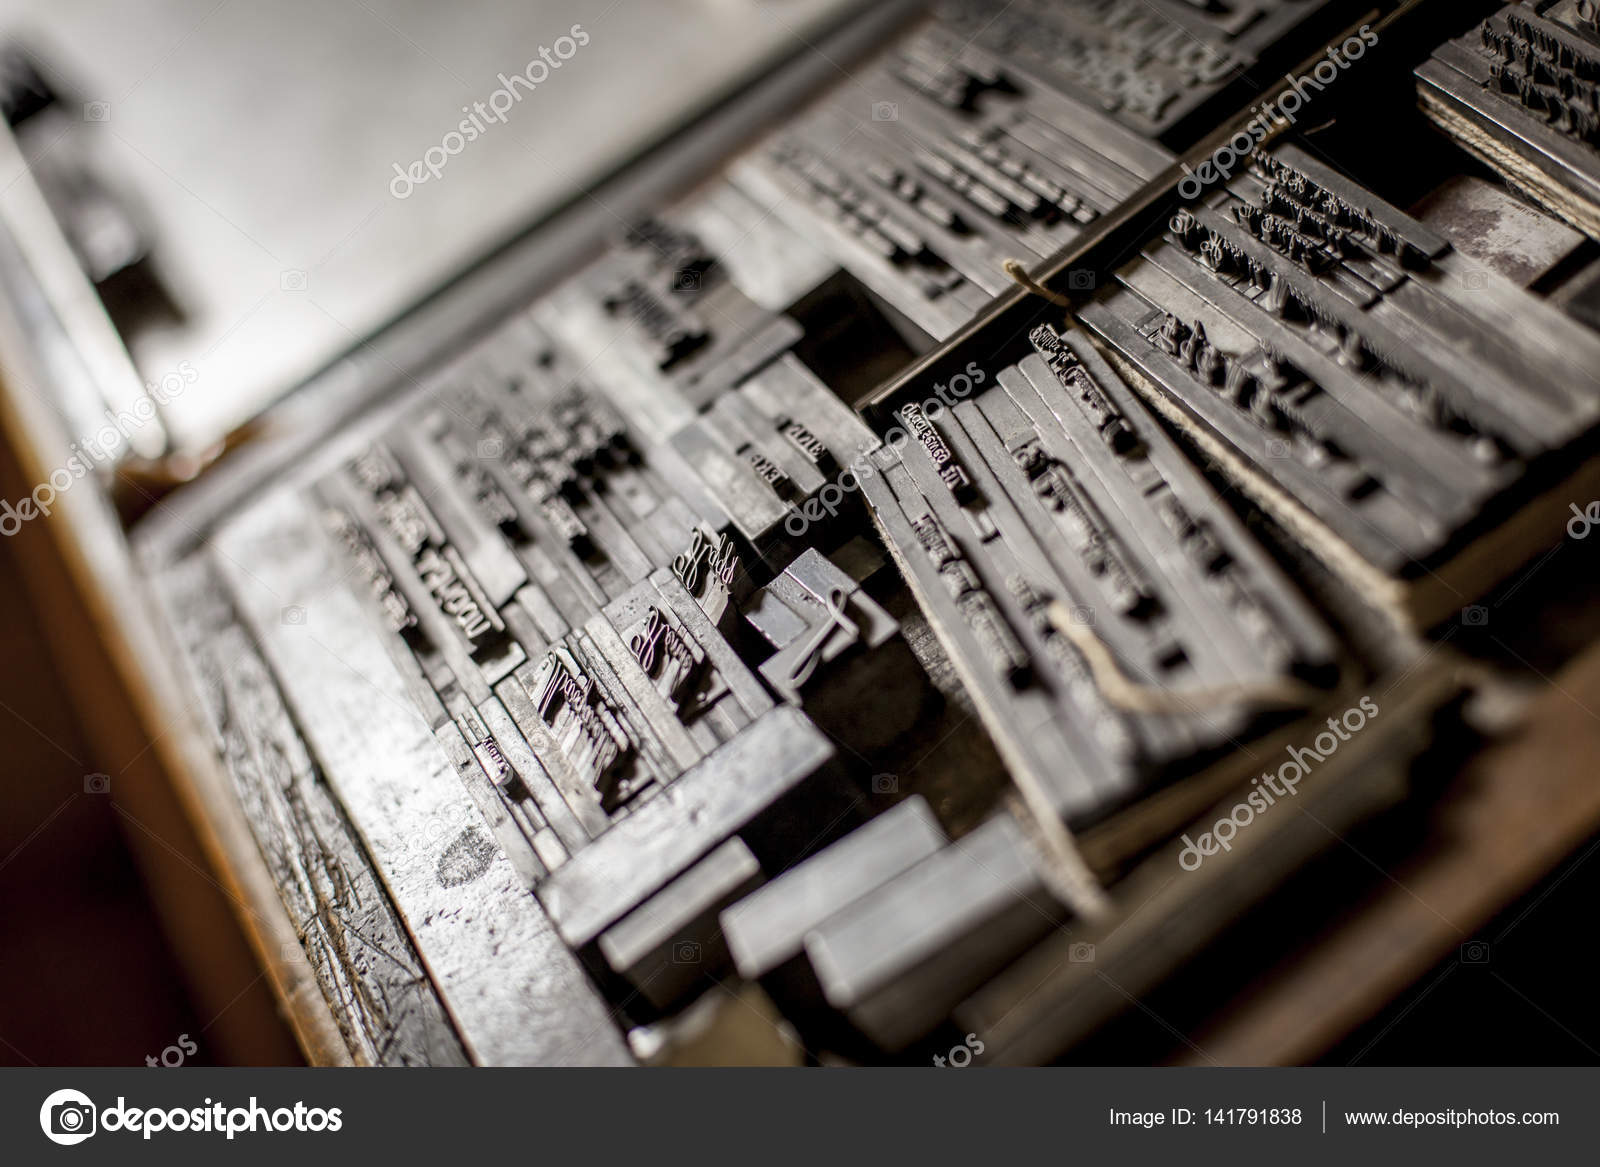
[157,556,470,1066]
[211,488,633,1066]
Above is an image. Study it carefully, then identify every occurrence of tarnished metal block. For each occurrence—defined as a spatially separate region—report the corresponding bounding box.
[727,5,1175,339]
[1079,140,1600,603]
[860,323,1337,824]
[805,811,1062,1050]
[937,0,1349,141]
[1420,2,1600,239]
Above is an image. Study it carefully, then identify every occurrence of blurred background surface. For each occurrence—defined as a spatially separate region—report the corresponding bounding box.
[0,0,854,448]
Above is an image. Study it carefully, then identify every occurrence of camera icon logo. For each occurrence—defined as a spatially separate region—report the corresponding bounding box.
[1464,271,1489,291]
[84,773,111,795]
[82,101,110,122]
[1068,605,1095,627]
[281,605,307,626]
[1068,942,1096,963]
[1067,269,1096,291]
[671,940,702,965]
[671,269,702,294]
[1460,940,1491,965]
[40,1088,97,1145]
[1461,605,1489,628]
[280,269,308,292]
[871,101,899,122]
[478,437,504,460]
[1265,438,1292,460]
[871,773,899,795]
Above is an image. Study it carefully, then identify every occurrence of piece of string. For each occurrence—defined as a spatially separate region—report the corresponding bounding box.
[1003,258,1076,307]
[1044,600,1322,714]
